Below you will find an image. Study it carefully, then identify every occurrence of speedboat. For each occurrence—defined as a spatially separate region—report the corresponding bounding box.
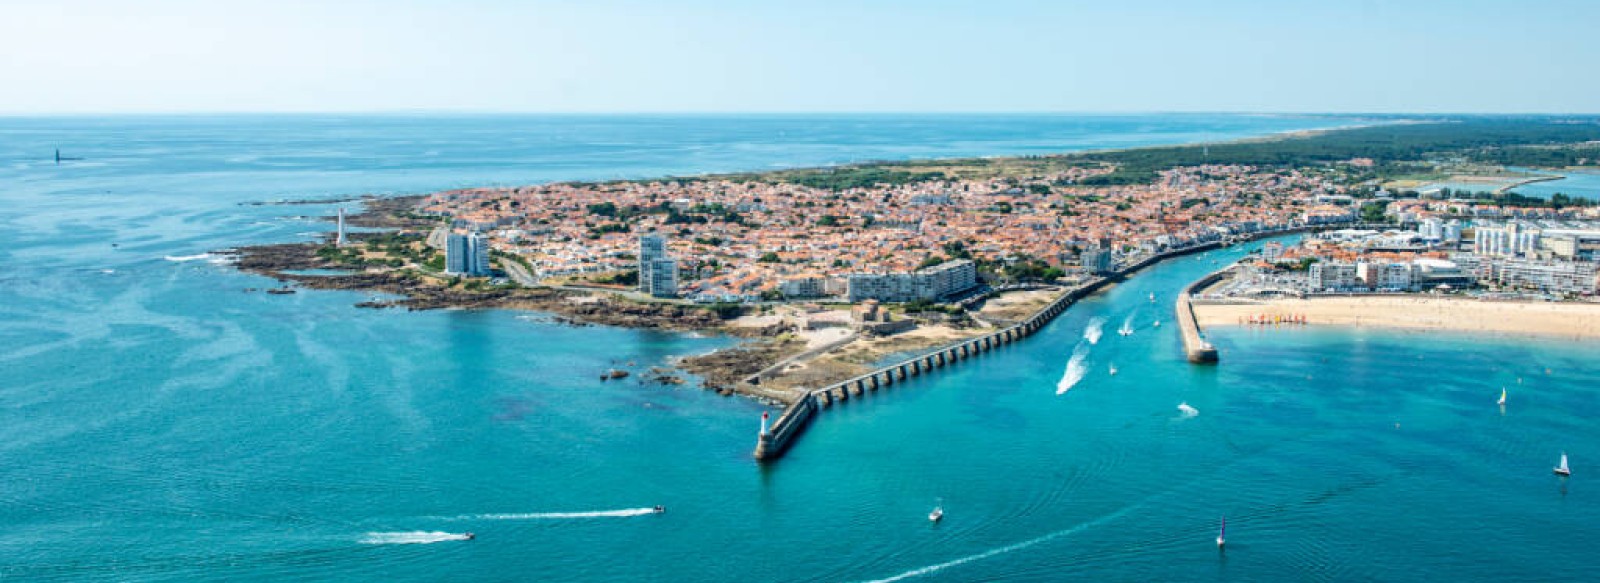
[653,505,666,514]
[929,498,944,523]
[463,532,476,541]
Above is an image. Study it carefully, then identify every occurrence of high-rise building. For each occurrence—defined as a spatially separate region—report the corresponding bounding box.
[446,233,469,274]
[446,231,492,276]
[639,234,667,292]
[468,232,491,276]
[646,257,678,298]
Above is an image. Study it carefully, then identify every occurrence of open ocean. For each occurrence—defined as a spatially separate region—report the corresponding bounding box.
[2,114,1596,581]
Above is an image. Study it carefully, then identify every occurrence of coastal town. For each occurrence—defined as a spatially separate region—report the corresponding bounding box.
[417,162,1364,302]
[229,122,1600,412]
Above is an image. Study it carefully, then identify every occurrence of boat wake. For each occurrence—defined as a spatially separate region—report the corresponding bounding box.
[859,500,1143,582]
[444,508,660,521]
[360,531,472,545]
[1177,402,1199,418]
[1055,342,1091,395]
[1083,318,1105,345]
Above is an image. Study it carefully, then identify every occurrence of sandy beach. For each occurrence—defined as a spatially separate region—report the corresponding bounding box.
[1193,296,1600,339]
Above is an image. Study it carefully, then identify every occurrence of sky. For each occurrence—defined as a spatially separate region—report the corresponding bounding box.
[1,0,1597,114]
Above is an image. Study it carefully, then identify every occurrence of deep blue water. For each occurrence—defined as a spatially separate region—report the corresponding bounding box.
[3,114,1597,581]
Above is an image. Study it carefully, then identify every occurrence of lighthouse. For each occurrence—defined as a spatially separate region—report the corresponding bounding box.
[336,208,347,247]
[760,411,770,436]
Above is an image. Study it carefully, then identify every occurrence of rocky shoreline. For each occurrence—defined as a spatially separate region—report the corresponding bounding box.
[227,199,797,399]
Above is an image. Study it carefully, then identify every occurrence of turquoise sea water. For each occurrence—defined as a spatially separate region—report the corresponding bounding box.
[3,115,1597,581]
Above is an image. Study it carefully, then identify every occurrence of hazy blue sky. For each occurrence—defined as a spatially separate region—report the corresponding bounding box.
[2,0,1596,114]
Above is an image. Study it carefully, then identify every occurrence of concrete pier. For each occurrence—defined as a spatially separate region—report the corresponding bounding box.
[1176,269,1226,364]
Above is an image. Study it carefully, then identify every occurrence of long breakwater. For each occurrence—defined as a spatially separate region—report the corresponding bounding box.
[753,240,1228,461]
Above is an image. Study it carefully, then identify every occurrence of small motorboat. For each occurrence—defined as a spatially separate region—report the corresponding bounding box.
[1152,320,1161,328]
[463,532,476,541]
[1555,453,1571,477]
[1109,364,1118,376]
[653,505,666,514]
[1148,292,1155,303]
[929,498,944,523]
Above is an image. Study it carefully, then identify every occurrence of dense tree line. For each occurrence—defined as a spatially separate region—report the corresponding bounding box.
[1072,118,1600,185]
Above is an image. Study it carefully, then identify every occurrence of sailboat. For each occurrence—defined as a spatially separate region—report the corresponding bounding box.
[1148,292,1155,303]
[1152,320,1161,328]
[1498,388,1507,406]
[929,498,944,523]
[1109,364,1118,376]
[1216,516,1226,547]
[1555,453,1571,477]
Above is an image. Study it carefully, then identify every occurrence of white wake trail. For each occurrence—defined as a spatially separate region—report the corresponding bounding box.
[360,531,472,545]
[1083,317,1105,345]
[1055,341,1091,395]
[859,502,1144,582]
[445,507,659,521]
[1119,311,1137,336]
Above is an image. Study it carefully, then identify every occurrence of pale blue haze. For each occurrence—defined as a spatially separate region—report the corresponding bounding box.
[3,1,1599,114]
[2,115,1597,581]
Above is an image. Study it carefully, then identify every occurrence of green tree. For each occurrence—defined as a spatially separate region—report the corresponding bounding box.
[1359,201,1389,223]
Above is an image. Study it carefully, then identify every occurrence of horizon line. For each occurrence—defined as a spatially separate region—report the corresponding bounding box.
[2,110,1599,118]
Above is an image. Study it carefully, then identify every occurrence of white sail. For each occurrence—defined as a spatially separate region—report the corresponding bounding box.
[1559,454,1569,473]
[1498,388,1506,406]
